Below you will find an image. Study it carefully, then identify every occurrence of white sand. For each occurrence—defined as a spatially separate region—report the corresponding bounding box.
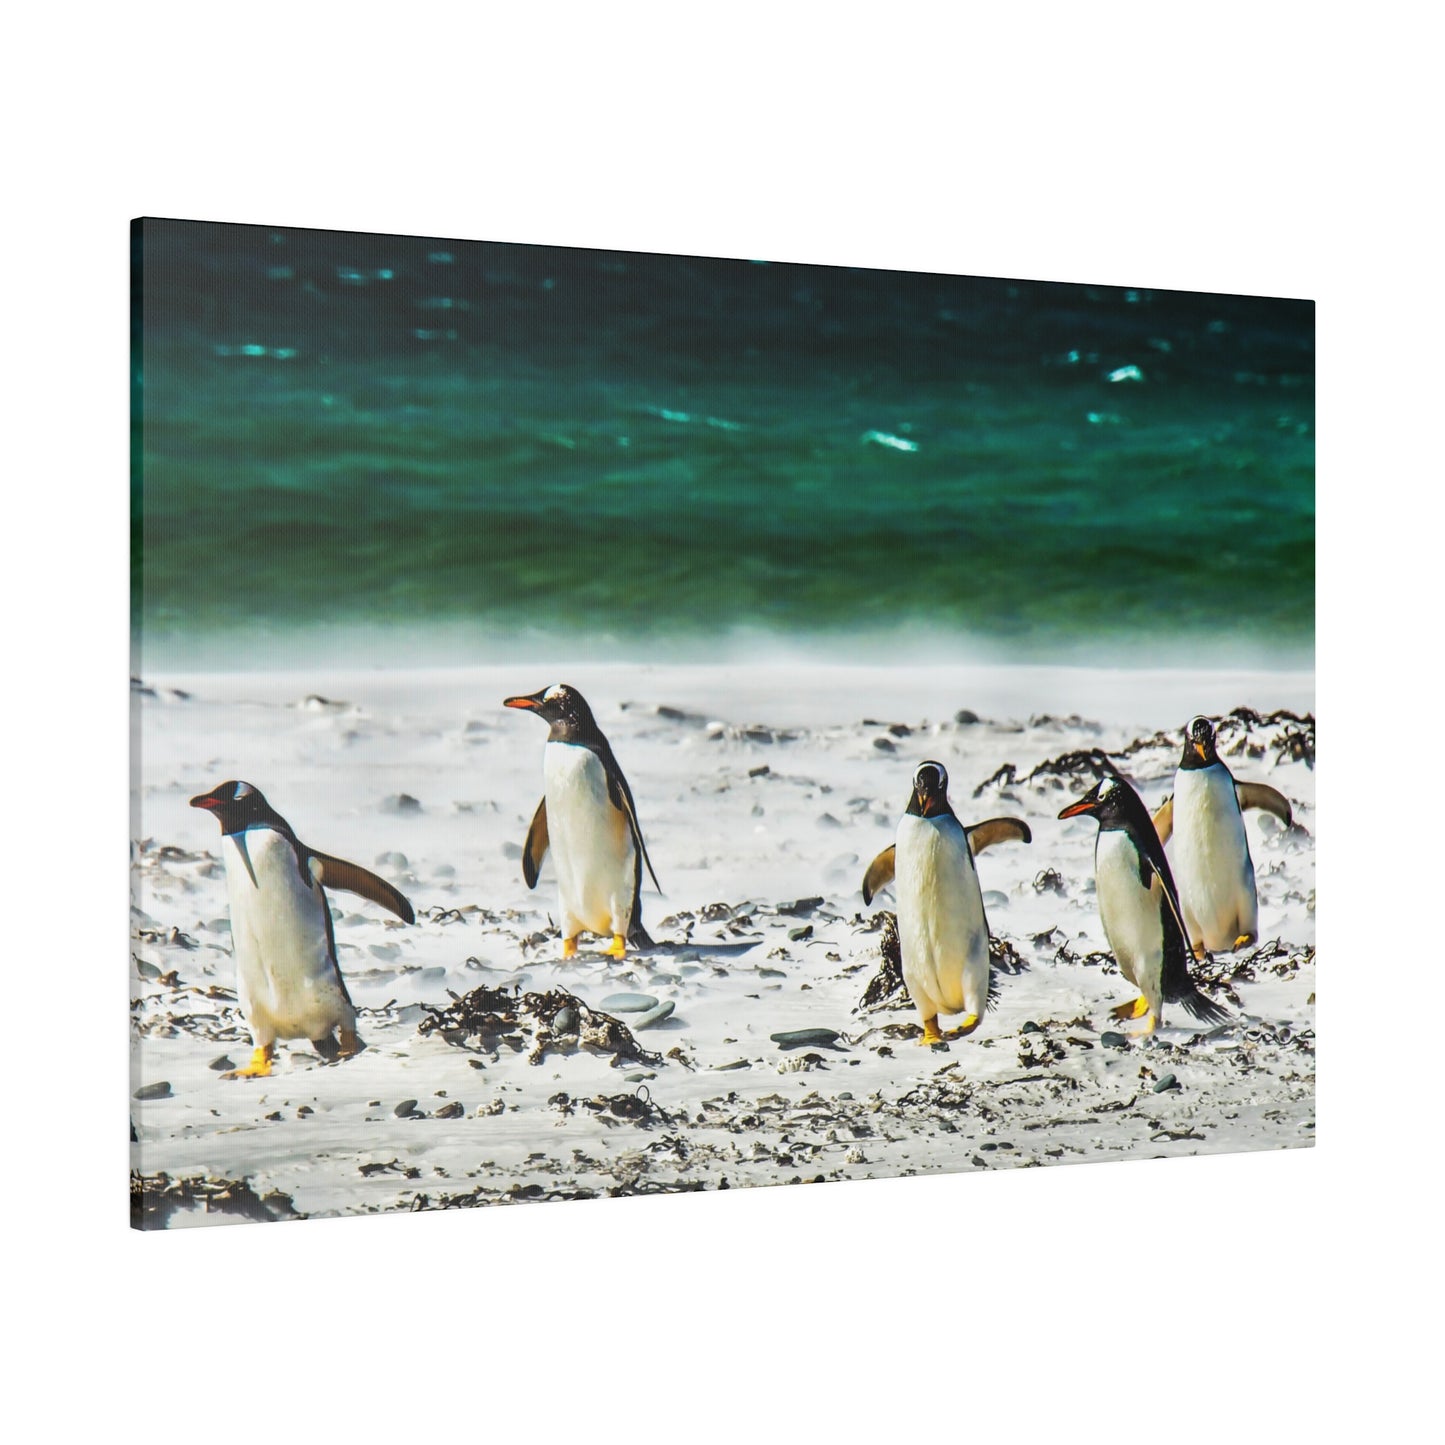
[130,663,1315,1226]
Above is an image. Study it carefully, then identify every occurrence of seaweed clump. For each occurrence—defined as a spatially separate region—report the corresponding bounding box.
[418,984,664,1069]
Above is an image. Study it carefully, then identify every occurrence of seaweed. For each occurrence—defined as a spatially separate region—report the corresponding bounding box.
[418,983,664,1069]
[857,912,906,1010]
[131,1171,298,1229]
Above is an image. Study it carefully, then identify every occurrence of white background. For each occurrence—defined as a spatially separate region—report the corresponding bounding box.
[3,4,1433,1438]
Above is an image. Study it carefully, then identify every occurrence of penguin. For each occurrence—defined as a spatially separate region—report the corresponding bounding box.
[190,781,414,1078]
[1153,715,1294,956]
[1058,774,1227,1034]
[860,760,1030,1045]
[504,684,659,959]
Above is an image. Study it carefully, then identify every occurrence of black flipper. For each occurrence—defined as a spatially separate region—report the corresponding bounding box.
[861,846,896,905]
[1235,781,1292,828]
[967,817,1032,856]
[522,798,549,889]
[307,851,415,924]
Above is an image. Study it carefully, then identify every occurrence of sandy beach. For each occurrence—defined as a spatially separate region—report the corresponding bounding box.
[130,662,1315,1227]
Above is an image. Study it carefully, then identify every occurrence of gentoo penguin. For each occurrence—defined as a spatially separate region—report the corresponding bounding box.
[861,761,1030,1045]
[190,781,414,1078]
[1153,715,1294,956]
[1059,774,1227,1033]
[504,684,659,959]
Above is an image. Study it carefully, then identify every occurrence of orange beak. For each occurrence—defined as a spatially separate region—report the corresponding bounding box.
[1058,799,1096,820]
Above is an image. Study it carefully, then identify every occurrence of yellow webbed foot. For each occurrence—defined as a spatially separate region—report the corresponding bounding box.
[605,934,627,960]
[1233,933,1255,952]
[946,1013,982,1039]
[920,1018,944,1046]
[1111,996,1151,1021]
[223,1044,274,1080]
[1132,1011,1159,1037]
[562,936,579,960]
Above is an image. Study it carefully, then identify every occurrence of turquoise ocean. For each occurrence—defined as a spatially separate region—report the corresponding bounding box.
[133,219,1313,671]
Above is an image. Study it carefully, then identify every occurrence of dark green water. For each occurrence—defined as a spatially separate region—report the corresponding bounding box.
[133,219,1313,669]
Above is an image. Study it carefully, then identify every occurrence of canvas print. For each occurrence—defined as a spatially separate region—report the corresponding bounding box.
[130,219,1314,1228]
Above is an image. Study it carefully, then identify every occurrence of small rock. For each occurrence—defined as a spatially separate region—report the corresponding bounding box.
[788,925,814,942]
[208,1055,235,1072]
[375,851,409,870]
[712,1059,752,1071]
[817,813,843,829]
[623,1071,657,1083]
[1152,1073,1179,1094]
[1020,1021,1042,1035]
[394,1099,420,1118]
[982,890,1009,909]
[872,737,897,753]
[133,1081,171,1100]
[888,723,912,737]
[954,709,980,725]
[770,1028,841,1050]
[501,842,523,860]
[599,992,659,1014]
[748,765,771,778]
[1100,1031,1129,1050]
[632,1001,676,1030]
[434,1101,465,1119]
[553,1007,579,1034]
[382,794,423,815]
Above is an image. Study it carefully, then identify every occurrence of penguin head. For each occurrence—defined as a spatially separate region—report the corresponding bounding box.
[906,760,953,818]
[1059,773,1154,835]
[504,683,598,740]
[1059,773,1127,826]
[189,780,276,834]
[1181,715,1220,768]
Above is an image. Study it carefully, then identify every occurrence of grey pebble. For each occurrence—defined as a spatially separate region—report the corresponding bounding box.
[632,1001,676,1030]
[712,1059,752,1071]
[433,1101,465,1119]
[133,1082,172,1100]
[983,890,1009,909]
[623,1071,657,1083]
[599,992,659,1013]
[788,925,814,942]
[553,1007,579,1034]
[771,1028,841,1050]
[382,794,423,815]
[501,842,523,860]
[954,709,981,725]
[872,737,897,752]
[394,1098,420,1118]
[1020,1021,1042,1035]
[1100,1031,1129,1049]
[1152,1073,1179,1093]
[208,1055,235,1072]
[375,851,409,870]
[817,813,843,829]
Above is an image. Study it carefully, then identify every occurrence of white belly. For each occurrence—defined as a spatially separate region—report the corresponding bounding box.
[224,827,352,1044]
[544,742,636,937]
[1171,764,1256,950]
[1095,831,1165,1005]
[894,814,989,1020]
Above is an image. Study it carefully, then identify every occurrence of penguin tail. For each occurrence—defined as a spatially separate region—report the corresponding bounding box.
[311,1032,342,1062]
[628,918,655,950]
[1177,986,1230,1027]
